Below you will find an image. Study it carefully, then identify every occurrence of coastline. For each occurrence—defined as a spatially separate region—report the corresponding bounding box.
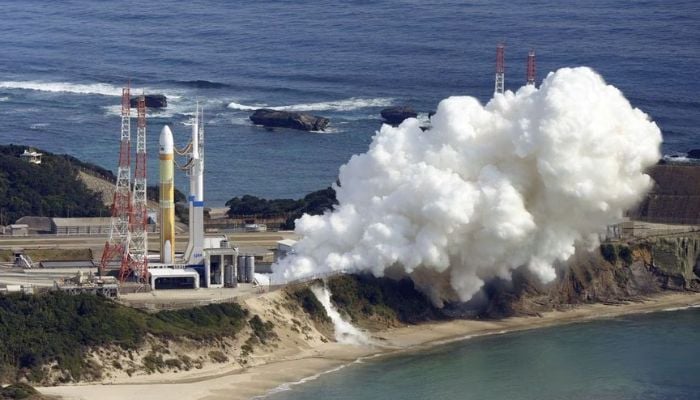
[39,291,700,400]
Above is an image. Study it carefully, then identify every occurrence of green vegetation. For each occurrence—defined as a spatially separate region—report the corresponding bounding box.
[600,243,618,264]
[618,245,634,264]
[326,275,441,327]
[225,187,337,229]
[248,315,277,344]
[0,383,45,400]
[208,350,228,363]
[600,243,634,265]
[0,292,248,383]
[241,315,278,358]
[289,275,441,330]
[0,145,108,224]
[288,286,331,324]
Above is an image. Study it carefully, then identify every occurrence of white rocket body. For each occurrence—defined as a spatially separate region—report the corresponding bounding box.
[184,109,205,265]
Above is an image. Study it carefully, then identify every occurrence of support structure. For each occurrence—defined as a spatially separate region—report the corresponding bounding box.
[527,49,536,86]
[100,86,132,278]
[183,105,205,266]
[494,43,505,95]
[127,95,148,282]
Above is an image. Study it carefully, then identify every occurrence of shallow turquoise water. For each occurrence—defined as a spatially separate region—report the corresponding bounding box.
[266,308,700,400]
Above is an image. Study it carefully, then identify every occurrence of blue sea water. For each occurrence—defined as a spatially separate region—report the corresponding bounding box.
[0,0,698,205]
[266,308,700,400]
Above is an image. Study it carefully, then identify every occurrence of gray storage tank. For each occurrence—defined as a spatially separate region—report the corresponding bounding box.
[244,255,255,283]
[237,255,246,283]
[224,264,237,288]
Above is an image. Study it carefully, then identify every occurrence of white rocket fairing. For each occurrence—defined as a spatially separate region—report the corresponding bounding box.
[159,125,175,263]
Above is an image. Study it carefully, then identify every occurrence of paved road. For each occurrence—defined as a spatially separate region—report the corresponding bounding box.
[0,231,299,257]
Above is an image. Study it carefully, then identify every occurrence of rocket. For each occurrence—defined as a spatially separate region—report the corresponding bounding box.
[159,125,175,263]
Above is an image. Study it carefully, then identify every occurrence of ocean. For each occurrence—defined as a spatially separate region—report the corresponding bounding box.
[1,0,699,205]
[265,308,700,400]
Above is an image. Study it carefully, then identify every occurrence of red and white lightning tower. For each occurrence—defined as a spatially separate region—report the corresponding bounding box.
[100,86,132,278]
[494,43,505,95]
[527,49,536,86]
[127,95,148,282]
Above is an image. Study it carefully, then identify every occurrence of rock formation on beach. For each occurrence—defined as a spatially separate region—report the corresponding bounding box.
[249,109,330,131]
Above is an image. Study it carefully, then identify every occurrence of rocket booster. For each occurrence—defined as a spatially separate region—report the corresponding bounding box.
[159,125,175,264]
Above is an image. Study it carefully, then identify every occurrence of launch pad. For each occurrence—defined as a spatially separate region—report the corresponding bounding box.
[96,88,244,291]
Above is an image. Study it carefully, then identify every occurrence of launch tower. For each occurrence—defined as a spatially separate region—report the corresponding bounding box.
[181,105,206,266]
[128,95,148,281]
[100,87,149,283]
[100,86,132,279]
[527,49,536,86]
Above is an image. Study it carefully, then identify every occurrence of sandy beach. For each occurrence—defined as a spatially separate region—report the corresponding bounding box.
[39,291,700,400]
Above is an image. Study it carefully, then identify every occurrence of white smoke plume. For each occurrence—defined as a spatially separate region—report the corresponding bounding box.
[273,67,662,303]
[310,284,372,345]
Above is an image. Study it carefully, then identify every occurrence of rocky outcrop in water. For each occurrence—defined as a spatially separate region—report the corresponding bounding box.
[250,109,330,132]
[130,94,167,109]
[380,106,418,125]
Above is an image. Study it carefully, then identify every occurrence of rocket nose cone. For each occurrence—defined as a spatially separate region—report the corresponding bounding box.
[159,125,174,154]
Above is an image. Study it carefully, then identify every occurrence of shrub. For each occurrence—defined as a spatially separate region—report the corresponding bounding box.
[0,292,249,383]
[600,244,618,264]
[0,383,40,399]
[164,358,182,370]
[248,315,277,344]
[142,352,165,374]
[618,246,633,265]
[208,351,228,364]
[289,287,331,323]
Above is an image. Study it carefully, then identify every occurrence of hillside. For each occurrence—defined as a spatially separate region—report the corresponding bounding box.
[0,145,107,224]
[0,292,268,384]
[1,234,698,388]
[226,187,337,229]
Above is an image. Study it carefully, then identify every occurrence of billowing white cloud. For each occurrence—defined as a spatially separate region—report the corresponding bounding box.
[273,67,662,303]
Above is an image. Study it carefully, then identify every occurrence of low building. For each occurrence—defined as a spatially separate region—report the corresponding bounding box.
[39,260,96,269]
[149,268,200,290]
[51,217,156,235]
[7,224,28,237]
[19,149,42,164]
[276,239,297,262]
[15,216,52,234]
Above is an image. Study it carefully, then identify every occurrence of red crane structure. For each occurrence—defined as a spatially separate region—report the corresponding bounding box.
[494,43,505,95]
[99,86,133,279]
[527,49,536,86]
[128,95,148,282]
[99,87,150,284]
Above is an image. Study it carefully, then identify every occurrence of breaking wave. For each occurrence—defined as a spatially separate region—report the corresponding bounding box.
[0,80,125,96]
[227,97,394,112]
[227,101,264,111]
[164,79,232,89]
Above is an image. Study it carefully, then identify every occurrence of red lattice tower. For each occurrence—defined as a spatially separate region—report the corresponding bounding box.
[99,86,132,278]
[127,95,149,282]
[527,49,536,86]
[494,43,505,95]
